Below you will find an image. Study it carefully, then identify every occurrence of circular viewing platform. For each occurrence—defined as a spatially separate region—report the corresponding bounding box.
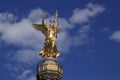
[37,57,63,80]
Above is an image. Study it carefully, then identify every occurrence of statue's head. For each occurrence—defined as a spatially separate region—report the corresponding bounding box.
[50,20,55,25]
[49,20,55,30]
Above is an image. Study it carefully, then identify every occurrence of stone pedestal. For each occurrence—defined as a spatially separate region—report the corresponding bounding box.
[37,57,63,80]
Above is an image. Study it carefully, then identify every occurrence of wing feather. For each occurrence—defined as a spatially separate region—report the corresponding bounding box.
[33,24,48,34]
[56,27,62,33]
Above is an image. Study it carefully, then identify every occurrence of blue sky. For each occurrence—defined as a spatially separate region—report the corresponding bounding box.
[0,0,120,80]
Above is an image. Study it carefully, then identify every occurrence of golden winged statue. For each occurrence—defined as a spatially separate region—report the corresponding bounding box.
[33,11,62,58]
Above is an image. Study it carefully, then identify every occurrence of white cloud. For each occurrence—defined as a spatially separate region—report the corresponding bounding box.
[28,8,47,22]
[70,3,105,24]
[0,19,44,49]
[16,69,36,80]
[19,70,31,78]
[0,8,74,65]
[59,18,74,30]
[0,12,16,23]
[4,63,20,72]
[57,31,71,53]
[72,25,91,46]
[13,49,40,64]
[0,3,105,65]
[17,70,32,80]
[27,75,36,80]
[110,30,120,42]
[0,3,106,80]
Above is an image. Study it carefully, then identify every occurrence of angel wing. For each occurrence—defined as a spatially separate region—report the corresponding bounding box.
[56,27,62,34]
[33,24,48,34]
